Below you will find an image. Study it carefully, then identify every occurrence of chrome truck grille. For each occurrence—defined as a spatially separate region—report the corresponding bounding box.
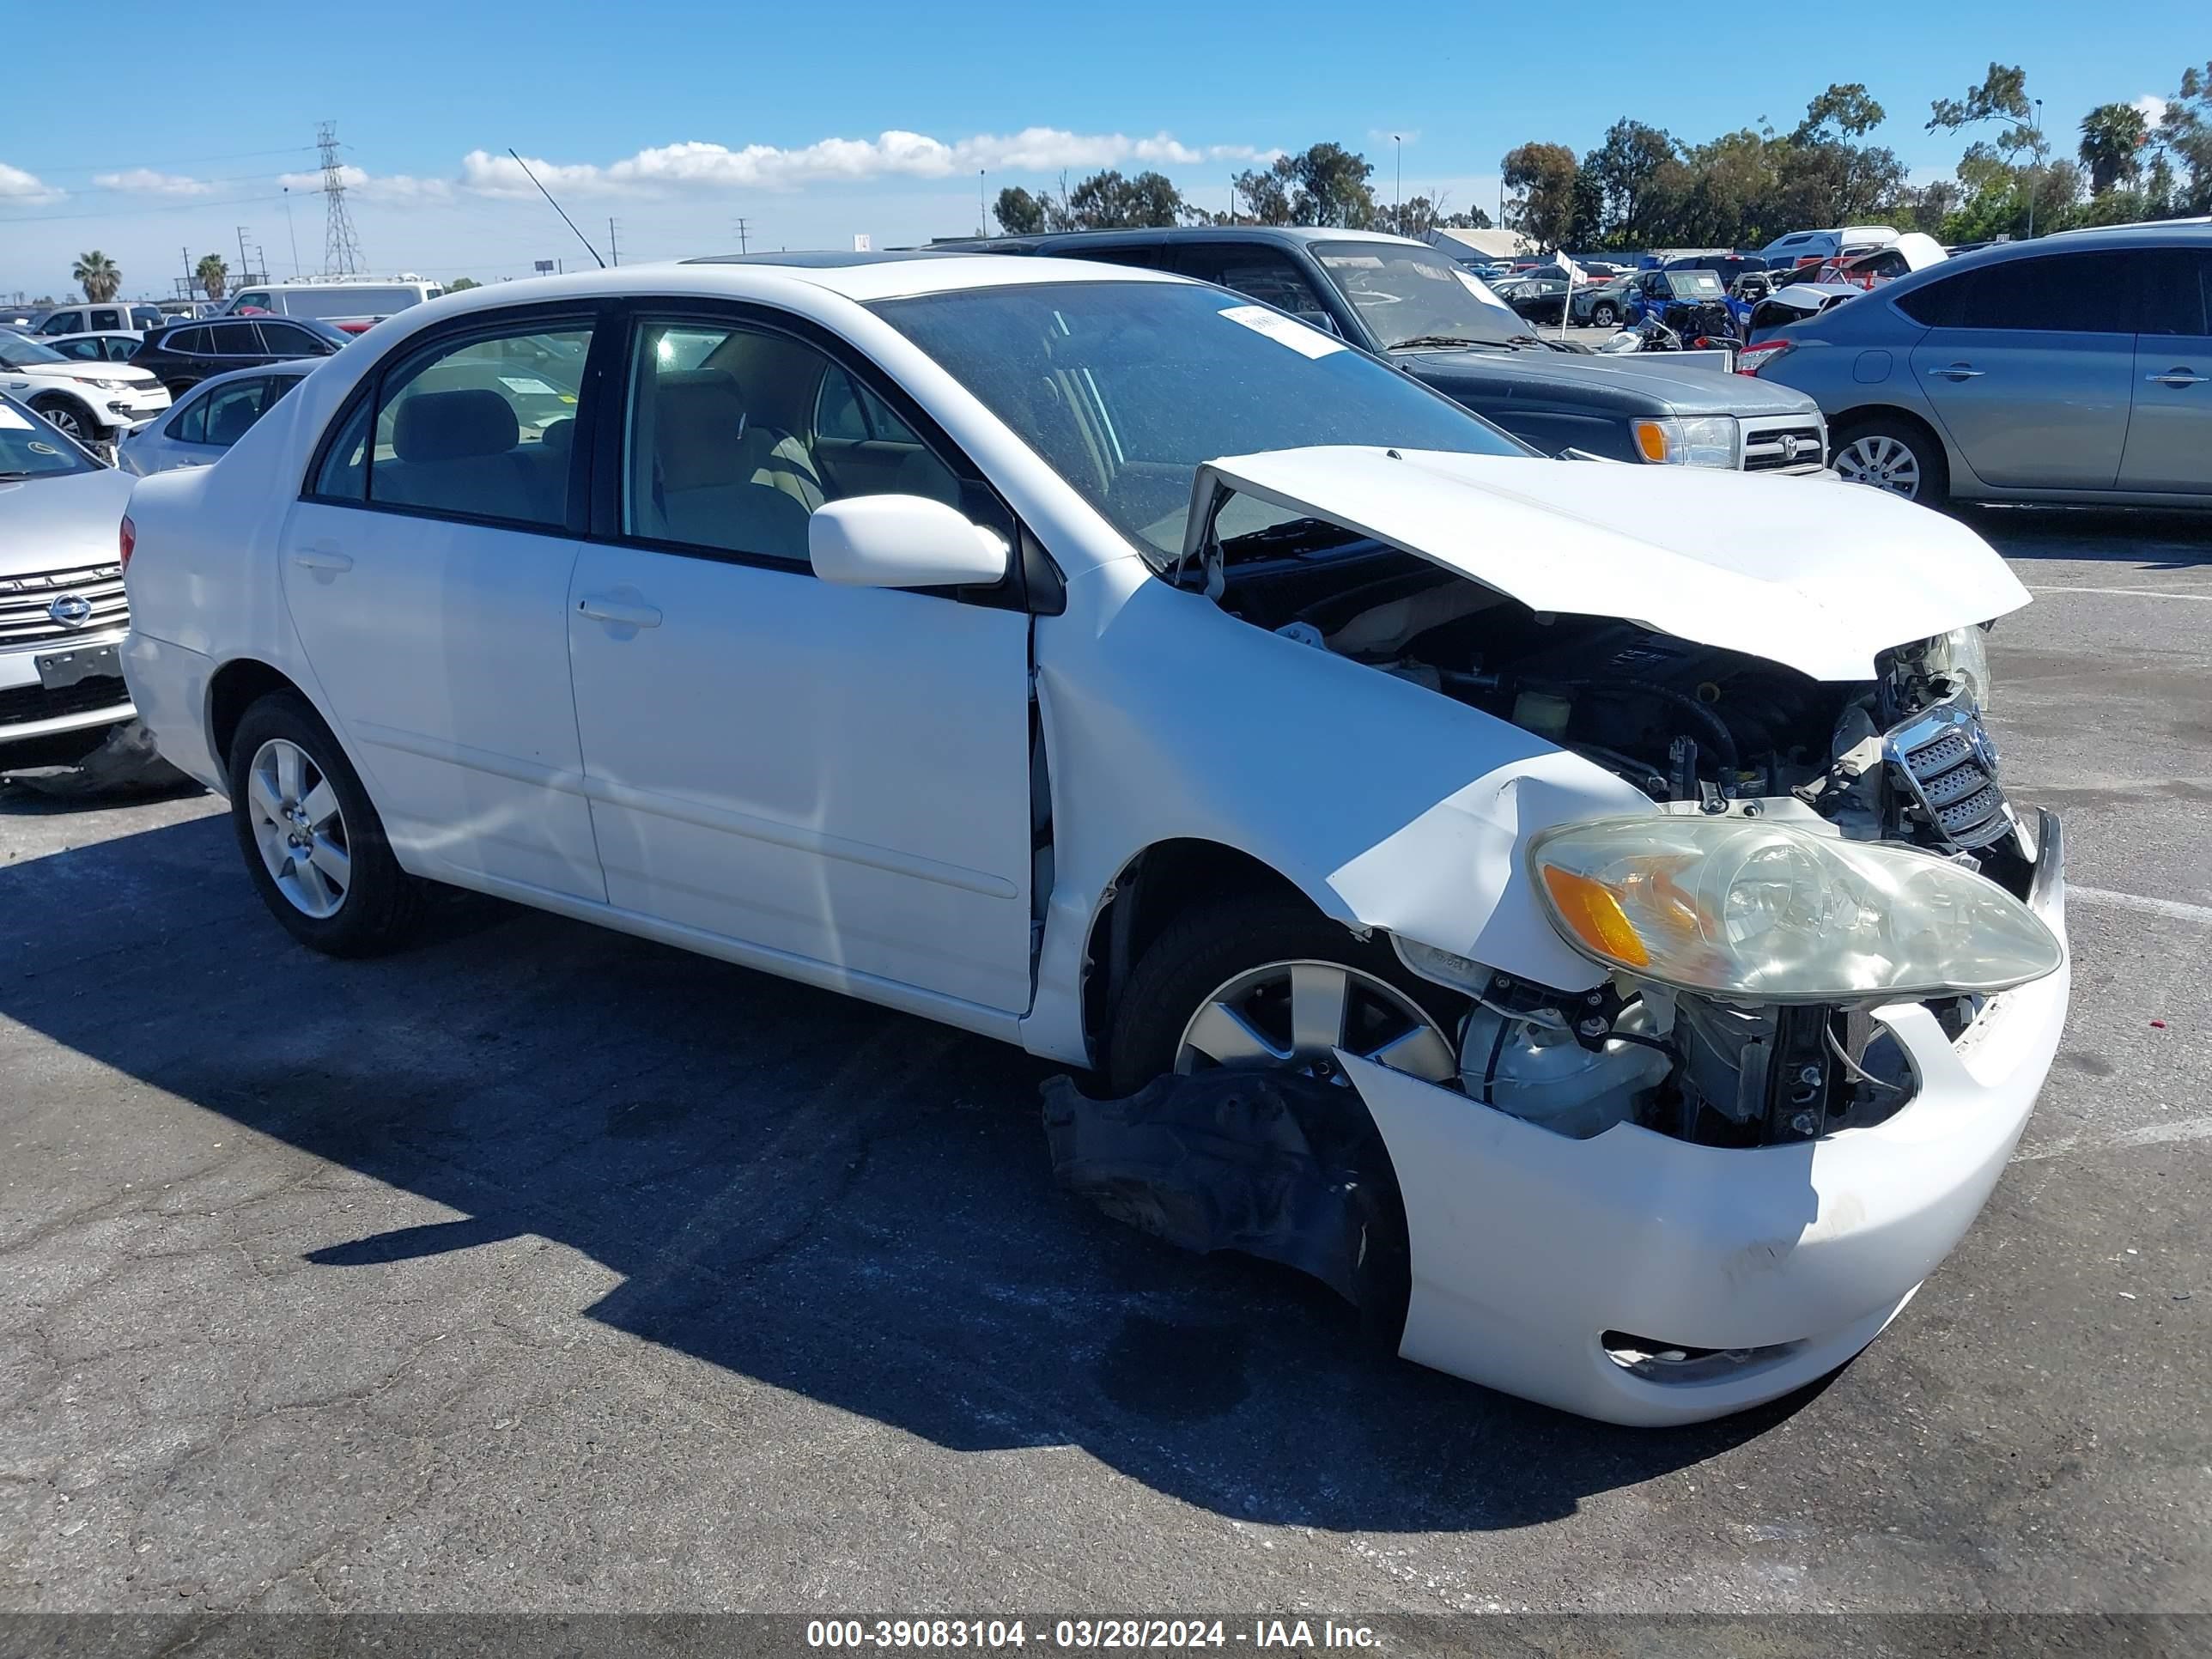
[0,562,128,647]
[1741,415,1829,474]
[1884,699,2013,850]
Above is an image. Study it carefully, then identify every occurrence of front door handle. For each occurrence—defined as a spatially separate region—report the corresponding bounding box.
[578,596,662,629]
[2148,368,2208,387]
[291,545,352,573]
[1930,362,1985,381]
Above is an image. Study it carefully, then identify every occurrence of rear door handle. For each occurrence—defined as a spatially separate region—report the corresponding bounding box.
[1930,363,1985,381]
[290,544,352,572]
[578,596,662,629]
[2148,368,2207,387]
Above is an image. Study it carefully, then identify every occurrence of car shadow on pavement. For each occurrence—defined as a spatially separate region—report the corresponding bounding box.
[1960,505,2212,568]
[3,812,1809,1534]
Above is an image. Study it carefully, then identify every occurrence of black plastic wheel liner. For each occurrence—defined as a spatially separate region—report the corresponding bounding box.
[1042,1069,1407,1314]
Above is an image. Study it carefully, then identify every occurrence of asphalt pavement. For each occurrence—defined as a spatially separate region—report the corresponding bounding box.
[2,504,2207,1626]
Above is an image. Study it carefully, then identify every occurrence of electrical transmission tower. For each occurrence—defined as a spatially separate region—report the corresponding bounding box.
[318,121,364,276]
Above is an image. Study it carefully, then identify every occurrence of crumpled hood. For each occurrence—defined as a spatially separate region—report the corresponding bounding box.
[0,466,135,576]
[1185,447,2029,682]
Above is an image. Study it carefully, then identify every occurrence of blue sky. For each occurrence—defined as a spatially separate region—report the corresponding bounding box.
[0,0,2197,298]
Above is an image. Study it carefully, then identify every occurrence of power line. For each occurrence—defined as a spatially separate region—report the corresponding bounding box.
[9,145,320,178]
[0,191,280,226]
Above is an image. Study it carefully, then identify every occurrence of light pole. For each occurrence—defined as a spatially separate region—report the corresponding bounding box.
[979,168,987,236]
[2027,98,2044,238]
[1394,134,1402,228]
[282,186,300,276]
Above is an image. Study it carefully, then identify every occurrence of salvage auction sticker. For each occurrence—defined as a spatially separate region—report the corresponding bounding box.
[1217,303,1345,358]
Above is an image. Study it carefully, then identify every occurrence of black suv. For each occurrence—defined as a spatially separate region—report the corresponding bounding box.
[931,227,1826,472]
[130,315,349,397]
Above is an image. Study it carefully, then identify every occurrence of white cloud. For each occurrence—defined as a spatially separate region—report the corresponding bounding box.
[2133,94,2169,126]
[92,168,213,198]
[276,163,453,204]
[331,127,1267,202]
[0,161,63,204]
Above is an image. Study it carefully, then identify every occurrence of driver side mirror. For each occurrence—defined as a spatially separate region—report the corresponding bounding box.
[810,494,1011,590]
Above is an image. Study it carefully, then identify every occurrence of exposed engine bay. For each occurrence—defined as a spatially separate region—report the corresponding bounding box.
[1190,530,2039,1152]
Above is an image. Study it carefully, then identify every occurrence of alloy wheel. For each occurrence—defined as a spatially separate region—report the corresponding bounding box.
[1175,958,1458,1083]
[37,403,87,440]
[1833,434,1923,499]
[246,738,351,919]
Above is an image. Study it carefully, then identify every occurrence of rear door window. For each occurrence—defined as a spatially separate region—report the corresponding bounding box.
[2139,248,2212,336]
[209,321,266,356]
[1900,252,2137,332]
[342,320,591,526]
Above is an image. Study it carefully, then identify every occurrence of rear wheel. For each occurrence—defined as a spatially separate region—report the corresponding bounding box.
[1831,415,1949,507]
[226,692,425,956]
[1589,301,1619,327]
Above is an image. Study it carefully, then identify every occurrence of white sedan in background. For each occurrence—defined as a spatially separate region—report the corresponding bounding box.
[118,255,2067,1425]
[119,362,316,477]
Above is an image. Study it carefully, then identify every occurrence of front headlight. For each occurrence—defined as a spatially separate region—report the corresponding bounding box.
[1528,816,2061,1001]
[1631,415,1741,468]
[74,376,121,390]
[1920,623,1994,709]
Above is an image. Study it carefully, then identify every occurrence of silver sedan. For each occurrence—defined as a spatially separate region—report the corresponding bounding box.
[118,361,317,477]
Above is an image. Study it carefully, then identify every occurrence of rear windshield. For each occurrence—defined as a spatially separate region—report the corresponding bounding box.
[275,287,427,320]
[874,280,1528,562]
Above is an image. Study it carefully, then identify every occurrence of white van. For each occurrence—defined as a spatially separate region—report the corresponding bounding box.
[222,278,444,334]
[1758,224,1900,268]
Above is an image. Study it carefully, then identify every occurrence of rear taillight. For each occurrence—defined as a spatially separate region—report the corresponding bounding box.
[119,514,136,572]
[1735,341,1794,378]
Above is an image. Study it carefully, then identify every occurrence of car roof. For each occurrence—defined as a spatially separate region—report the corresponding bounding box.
[926,225,1432,254]
[684,249,973,268]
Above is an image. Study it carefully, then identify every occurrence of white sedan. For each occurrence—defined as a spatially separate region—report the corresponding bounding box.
[118,255,2068,1425]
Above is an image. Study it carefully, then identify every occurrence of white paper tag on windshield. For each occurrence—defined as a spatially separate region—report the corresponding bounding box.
[1455,270,1517,313]
[0,405,31,429]
[496,375,557,396]
[1218,304,1344,358]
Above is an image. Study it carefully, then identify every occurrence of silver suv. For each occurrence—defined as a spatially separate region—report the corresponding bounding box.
[1742,224,2211,507]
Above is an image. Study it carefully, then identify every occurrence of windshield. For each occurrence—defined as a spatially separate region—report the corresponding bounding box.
[1665,270,1727,300]
[0,398,96,476]
[0,335,69,368]
[1309,241,1525,349]
[276,287,423,320]
[873,281,1529,561]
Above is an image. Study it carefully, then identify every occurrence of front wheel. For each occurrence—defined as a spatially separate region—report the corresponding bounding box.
[1589,301,1619,327]
[1831,416,1950,506]
[226,691,425,956]
[30,397,94,443]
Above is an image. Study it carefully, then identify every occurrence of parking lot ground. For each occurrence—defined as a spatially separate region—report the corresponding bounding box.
[2,508,2208,1622]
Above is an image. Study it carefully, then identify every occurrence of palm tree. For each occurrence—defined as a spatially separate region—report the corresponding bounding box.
[72,251,121,302]
[2078,102,2149,195]
[195,253,229,301]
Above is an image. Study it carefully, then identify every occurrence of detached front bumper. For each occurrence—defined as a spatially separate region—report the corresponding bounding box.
[1343,811,2069,1426]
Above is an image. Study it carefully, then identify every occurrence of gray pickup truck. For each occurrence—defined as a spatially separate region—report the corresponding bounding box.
[941,226,1828,475]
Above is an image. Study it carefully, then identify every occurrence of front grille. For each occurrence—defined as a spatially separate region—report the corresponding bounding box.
[0,675,130,729]
[1885,700,2014,850]
[0,562,128,646]
[1741,418,1828,473]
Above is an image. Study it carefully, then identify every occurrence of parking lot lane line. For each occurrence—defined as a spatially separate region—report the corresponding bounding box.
[2023,586,2212,601]
[2069,885,2212,926]
[2013,1115,2212,1163]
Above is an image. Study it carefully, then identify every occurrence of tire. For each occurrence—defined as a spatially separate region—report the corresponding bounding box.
[30,396,95,444]
[1106,895,1467,1096]
[1830,414,1950,507]
[1105,895,1463,1344]
[225,691,425,957]
[1590,301,1619,327]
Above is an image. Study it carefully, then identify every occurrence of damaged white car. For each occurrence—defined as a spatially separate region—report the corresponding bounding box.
[119,256,2067,1426]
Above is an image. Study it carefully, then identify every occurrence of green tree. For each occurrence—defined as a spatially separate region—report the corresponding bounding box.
[1063,169,1188,228]
[447,276,482,292]
[1794,82,1886,143]
[1500,142,1579,250]
[194,253,228,301]
[1581,120,1675,244]
[72,251,121,302]
[2161,61,2212,214]
[993,185,1048,235]
[1929,64,2042,161]
[2078,101,2149,193]
[1231,162,1293,225]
